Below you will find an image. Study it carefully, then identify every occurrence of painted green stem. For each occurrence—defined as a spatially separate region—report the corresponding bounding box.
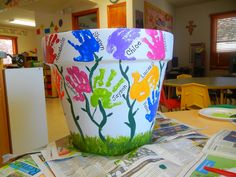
[119,60,139,141]
[55,64,85,141]
[82,94,113,142]
[82,55,112,142]
[86,53,103,92]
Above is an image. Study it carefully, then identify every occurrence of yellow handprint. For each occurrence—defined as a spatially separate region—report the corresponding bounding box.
[130,65,159,102]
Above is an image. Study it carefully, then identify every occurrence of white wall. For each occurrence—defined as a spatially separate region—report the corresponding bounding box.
[0,26,37,54]
[174,0,236,76]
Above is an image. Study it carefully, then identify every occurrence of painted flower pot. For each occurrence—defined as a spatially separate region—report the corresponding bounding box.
[43,28,173,156]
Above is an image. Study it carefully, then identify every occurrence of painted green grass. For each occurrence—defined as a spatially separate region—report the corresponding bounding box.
[71,131,152,156]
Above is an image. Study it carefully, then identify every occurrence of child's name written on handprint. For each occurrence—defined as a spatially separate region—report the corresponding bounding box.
[93,31,104,50]
[126,41,142,56]
[141,62,154,78]
[55,37,65,61]
[112,84,127,102]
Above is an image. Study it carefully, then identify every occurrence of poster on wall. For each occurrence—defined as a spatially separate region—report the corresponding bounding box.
[144,1,173,32]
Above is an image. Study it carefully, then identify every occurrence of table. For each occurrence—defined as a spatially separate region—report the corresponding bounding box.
[164,110,236,136]
[163,77,236,104]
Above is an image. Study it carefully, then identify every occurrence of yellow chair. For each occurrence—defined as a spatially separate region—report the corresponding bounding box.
[180,83,211,110]
[176,74,192,79]
[176,74,192,97]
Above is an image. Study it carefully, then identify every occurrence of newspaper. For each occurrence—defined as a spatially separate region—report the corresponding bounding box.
[40,112,208,177]
[0,112,210,177]
[0,154,46,177]
[43,136,206,177]
[152,114,207,144]
[41,136,81,161]
[31,154,55,177]
[177,130,236,177]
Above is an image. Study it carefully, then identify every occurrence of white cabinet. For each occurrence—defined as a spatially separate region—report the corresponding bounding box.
[4,67,48,154]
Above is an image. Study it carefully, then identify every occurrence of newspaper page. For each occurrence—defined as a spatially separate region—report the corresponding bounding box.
[46,137,206,177]
[177,130,236,177]
[152,118,205,143]
[41,136,81,161]
[47,153,118,177]
[0,155,46,177]
[43,112,208,177]
[202,130,236,159]
[31,153,55,177]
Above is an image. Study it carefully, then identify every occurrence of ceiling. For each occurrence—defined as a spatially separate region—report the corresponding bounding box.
[0,0,97,28]
[0,0,215,29]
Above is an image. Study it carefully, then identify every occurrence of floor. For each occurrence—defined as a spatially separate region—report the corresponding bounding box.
[46,98,70,142]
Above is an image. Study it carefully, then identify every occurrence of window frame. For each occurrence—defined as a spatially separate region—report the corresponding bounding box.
[71,8,99,30]
[0,35,18,54]
[0,35,18,65]
[210,11,236,70]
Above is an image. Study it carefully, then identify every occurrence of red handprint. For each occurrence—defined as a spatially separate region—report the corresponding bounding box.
[65,66,91,102]
[53,67,65,99]
[46,34,60,63]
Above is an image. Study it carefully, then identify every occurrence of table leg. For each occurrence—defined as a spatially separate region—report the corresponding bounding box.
[220,89,224,104]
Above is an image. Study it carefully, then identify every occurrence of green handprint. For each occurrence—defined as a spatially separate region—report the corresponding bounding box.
[91,68,125,109]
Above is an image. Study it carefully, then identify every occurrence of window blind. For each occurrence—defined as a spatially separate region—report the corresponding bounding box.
[216,16,236,53]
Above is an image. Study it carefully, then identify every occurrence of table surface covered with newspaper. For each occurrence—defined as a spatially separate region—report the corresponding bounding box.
[1,112,235,177]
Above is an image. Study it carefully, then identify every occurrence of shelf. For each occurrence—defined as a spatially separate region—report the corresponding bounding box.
[43,64,58,98]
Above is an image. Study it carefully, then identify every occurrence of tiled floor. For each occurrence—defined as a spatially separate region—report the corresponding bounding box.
[46,98,69,142]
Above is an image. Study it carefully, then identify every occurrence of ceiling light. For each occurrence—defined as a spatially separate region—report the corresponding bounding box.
[9,19,36,27]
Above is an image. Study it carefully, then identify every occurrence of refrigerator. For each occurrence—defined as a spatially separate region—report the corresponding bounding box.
[4,67,48,154]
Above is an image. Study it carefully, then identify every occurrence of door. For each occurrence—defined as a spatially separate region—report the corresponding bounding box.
[0,69,11,166]
[107,2,126,28]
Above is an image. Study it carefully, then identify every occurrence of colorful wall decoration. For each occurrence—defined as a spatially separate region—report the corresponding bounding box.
[0,27,28,36]
[144,1,173,32]
[36,19,64,35]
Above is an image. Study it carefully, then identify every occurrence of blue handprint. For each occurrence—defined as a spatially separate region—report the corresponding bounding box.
[68,30,100,62]
[145,90,160,122]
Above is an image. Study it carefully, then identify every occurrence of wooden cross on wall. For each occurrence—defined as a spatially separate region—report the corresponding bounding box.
[186,20,196,35]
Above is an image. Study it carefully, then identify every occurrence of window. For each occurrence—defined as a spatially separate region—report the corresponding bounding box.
[210,11,236,69]
[72,8,99,30]
[0,36,18,64]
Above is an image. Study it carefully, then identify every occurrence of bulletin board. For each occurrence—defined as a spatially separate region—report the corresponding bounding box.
[144,1,173,32]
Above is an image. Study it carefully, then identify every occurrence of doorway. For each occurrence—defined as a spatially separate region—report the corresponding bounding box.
[72,8,99,30]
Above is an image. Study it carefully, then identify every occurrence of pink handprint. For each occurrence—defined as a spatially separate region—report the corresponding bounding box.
[142,30,165,60]
[65,66,91,101]
[46,34,60,63]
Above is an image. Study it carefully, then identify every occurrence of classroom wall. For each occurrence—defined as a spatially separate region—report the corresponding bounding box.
[174,0,236,76]
[0,26,37,54]
[133,0,174,25]
[35,0,133,61]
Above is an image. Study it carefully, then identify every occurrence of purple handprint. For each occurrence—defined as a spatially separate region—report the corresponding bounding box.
[107,28,141,60]
[145,90,160,122]
[68,30,100,62]
[142,30,165,60]
[65,66,91,101]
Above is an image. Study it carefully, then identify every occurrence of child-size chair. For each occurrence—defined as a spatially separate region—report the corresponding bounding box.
[176,74,192,97]
[159,88,180,112]
[180,83,211,110]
